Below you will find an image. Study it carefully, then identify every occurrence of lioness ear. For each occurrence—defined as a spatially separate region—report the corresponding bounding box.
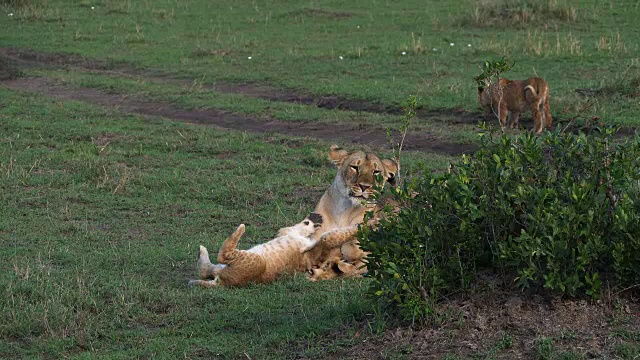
[328,145,349,167]
[382,159,398,186]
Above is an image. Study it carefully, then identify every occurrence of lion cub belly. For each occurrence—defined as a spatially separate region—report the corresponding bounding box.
[248,235,315,282]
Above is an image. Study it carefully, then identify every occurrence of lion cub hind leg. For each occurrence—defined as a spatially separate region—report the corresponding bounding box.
[216,224,267,286]
[337,260,368,277]
[497,102,509,130]
[217,254,267,286]
[196,245,226,280]
[543,96,552,129]
[531,99,545,134]
[307,260,367,282]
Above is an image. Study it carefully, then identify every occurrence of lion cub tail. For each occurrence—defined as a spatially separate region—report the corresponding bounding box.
[524,84,538,101]
[525,78,549,103]
[217,224,246,264]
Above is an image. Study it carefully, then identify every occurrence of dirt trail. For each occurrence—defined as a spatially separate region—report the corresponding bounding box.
[3,77,474,154]
[0,47,479,155]
[0,47,480,123]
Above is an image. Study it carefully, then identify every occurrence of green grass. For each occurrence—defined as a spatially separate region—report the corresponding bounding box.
[1,0,639,123]
[0,85,448,358]
[2,0,640,358]
[29,68,479,143]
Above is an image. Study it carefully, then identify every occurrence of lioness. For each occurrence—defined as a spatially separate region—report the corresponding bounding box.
[478,77,552,134]
[189,145,398,287]
[304,145,398,270]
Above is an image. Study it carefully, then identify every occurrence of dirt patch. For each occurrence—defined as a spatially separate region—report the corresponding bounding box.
[0,47,482,126]
[284,8,354,19]
[214,82,481,125]
[0,47,120,71]
[0,57,24,81]
[296,290,640,359]
[190,48,233,58]
[2,77,475,155]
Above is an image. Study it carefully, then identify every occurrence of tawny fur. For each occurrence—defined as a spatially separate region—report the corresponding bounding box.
[309,145,398,268]
[189,219,318,287]
[189,145,399,287]
[302,225,362,273]
[478,77,552,134]
[304,200,401,281]
[307,259,367,282]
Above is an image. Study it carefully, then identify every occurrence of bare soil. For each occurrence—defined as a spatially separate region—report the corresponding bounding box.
[3,77,473,154]
[0,47,480,155]
[283,8,355,19]
[296,288,640,359]
[214,81,481,126]
[5,46,479,124]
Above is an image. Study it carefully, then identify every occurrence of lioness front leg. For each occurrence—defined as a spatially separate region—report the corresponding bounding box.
[509,112,520,129]
[532,106,544,135]
[498,104,509,130]
[543,97,552,129]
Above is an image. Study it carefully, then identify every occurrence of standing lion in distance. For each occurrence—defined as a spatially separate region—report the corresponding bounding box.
[478,77,552,135]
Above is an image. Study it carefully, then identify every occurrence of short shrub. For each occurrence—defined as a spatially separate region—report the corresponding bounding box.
[360,127,640,323]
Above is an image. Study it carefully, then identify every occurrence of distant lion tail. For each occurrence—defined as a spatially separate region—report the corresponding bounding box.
[524,84,538,97]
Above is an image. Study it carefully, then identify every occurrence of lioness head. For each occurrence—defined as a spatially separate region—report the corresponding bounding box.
[328,145,398,203]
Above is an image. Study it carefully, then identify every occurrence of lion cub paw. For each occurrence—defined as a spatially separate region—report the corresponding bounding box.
[188,278,220,288]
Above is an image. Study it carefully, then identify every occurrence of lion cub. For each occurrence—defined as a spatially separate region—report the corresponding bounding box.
[189,218,319,287]
[302,225,369,282]
[478,77,552,134]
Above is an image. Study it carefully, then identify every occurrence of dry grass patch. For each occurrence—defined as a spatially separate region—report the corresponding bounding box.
[464,0,579,28]
[596,32,628,53]
[575,62,640,100]
[1,0,63,23]
[523,29,582,56]
[0,0,35,6]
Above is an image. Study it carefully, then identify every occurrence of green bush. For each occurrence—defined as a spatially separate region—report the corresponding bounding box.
[360,127,640,323]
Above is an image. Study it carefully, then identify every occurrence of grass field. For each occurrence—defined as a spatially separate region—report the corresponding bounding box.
[1,0,639,358]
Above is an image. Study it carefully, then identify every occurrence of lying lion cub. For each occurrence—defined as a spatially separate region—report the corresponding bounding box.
[188,218,318,287]
[478,77,552,134]
[188,215,361,287]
